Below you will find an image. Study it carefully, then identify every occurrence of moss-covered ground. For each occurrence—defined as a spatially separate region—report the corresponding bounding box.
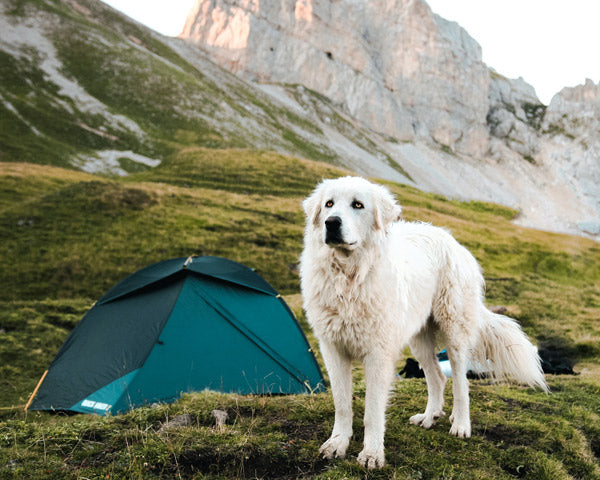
[1,150,599,479]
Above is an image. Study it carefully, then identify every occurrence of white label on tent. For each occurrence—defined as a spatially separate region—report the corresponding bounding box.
[81,399,112,411]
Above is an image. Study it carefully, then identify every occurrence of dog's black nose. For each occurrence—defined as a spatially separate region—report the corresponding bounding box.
[325,216,342,231]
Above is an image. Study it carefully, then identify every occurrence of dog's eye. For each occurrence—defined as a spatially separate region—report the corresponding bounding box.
[352,200,364,209]
[325,200,334,208]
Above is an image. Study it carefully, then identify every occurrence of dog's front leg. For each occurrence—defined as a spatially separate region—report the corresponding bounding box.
[358,350,396,469]
[319,339,353,459]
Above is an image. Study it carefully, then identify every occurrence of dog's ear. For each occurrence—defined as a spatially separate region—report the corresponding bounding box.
[373,185,402,231]
[302,185,323,227]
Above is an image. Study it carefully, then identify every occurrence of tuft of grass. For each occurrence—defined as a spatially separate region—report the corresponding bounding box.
[522,102,547,131]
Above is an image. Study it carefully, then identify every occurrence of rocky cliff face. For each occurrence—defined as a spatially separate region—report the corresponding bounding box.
[540,81,600,235]
[181,0,491,157]
[180,0,600,239]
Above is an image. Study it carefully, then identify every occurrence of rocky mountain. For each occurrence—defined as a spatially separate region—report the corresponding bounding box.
[181,0,491,156]
[1,0,405,178]
[1,0,598,239]
[181,0,600,239]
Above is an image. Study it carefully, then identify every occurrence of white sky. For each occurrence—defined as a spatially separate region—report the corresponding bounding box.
[426,0,600,104]
[102,0,600,104]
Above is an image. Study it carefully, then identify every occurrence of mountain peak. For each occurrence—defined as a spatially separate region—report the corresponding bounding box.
[180,0,491,157]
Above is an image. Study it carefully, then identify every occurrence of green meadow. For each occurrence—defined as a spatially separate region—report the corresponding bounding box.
[1,149,599,479]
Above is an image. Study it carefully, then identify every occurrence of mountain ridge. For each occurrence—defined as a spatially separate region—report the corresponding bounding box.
[0,0,598,239]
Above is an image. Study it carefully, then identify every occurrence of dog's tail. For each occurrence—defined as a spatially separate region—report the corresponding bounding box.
[473,308,548,391]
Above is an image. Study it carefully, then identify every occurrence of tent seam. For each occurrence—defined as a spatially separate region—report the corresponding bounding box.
[200,295,311,390]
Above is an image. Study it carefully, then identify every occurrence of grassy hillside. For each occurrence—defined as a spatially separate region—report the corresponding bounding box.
[1,0,394,177]
[1,152,599,479]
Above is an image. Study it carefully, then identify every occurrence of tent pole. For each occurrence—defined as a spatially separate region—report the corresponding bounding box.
[24,369,48,412]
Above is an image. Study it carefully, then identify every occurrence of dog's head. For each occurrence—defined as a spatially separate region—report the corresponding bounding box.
[302,176,402,252]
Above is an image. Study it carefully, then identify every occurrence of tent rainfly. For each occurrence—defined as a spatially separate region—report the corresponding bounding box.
[27,256,325,415]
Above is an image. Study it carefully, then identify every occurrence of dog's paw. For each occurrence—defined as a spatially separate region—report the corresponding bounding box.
[409,410,445,429]
[449,421,471,438]
[357,448,385,469]
[319,435,349,459]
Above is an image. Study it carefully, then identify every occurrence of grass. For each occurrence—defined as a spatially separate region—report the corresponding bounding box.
[0,154,343,300]
[1,373,599,478]
[132,147,345,197]
[1,149,600,478]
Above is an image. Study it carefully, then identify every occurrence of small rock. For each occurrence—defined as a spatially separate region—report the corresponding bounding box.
[577,221,600,236]
[211,409,228,431]
[158,413,195,432]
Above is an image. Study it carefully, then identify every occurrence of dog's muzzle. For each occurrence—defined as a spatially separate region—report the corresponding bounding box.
[325,215,344,245]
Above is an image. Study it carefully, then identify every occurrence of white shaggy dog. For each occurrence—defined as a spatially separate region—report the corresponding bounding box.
[300,177,547,469]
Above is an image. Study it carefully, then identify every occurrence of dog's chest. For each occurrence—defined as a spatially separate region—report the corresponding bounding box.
[313,272,393,356]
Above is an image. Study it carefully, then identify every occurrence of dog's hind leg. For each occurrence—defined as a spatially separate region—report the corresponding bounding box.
[408,320,447,429]
[445,343,472,438]
[435,276,480,438]
[319,340,353,460]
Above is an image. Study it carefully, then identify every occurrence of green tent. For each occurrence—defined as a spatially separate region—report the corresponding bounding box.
[28,256,324,415]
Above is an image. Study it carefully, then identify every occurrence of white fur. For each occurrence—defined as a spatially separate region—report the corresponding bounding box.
[300,176,548,469]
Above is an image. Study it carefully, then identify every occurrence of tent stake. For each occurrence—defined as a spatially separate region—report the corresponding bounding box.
[24,369,48,412]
